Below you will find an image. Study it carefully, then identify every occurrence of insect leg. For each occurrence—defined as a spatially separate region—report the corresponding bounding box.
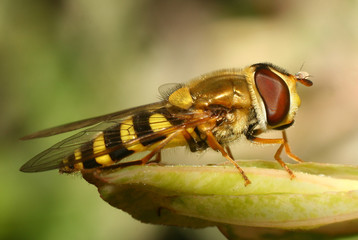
[205,130,251,186]
[140,129,184,165]
[149,151,162,164]
[282,130,303,163]
[273,142,296,179]
[99,131,181,170]
[97,151,162,170]
[225,146,234,159]
[250,130,302,179]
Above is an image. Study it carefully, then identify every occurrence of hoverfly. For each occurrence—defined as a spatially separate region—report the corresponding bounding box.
[20,63,312,185]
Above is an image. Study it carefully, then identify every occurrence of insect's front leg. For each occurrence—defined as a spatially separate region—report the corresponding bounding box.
[249,130,303,179]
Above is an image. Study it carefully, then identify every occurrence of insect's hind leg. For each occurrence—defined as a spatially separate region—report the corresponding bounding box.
[96,150,161,170]
[96,129,184,172]
[139,130,183,165]
[98,159,143,170]
[148,151,161,164]
[99,130,183,170]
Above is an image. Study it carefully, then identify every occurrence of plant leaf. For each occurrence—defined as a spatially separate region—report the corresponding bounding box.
[82,160,358,236]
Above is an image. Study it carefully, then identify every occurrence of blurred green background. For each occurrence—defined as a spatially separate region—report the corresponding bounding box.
[2,0,358,239]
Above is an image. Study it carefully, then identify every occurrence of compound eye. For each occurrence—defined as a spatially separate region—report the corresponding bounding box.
[255,68,290,126]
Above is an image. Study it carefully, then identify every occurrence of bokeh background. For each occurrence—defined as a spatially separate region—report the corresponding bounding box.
[1,0,358,239]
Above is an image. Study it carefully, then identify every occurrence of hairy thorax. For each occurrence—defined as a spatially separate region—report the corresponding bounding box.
[212,107,257,145]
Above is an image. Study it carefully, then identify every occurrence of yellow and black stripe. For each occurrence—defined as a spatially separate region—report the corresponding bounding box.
[61,108,209,172]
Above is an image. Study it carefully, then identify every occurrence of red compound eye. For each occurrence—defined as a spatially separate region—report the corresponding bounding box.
[255,68,290,126]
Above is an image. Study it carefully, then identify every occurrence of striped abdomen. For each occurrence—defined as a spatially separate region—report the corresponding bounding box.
[61,108,207,172]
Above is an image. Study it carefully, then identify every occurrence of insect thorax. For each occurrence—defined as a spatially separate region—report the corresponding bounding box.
[212,107,257,145]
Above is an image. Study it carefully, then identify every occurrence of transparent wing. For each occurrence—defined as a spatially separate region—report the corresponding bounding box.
[158,83,184,100]
[20,103,214,172]
[21,129,103,172]
[20,101,167,140]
